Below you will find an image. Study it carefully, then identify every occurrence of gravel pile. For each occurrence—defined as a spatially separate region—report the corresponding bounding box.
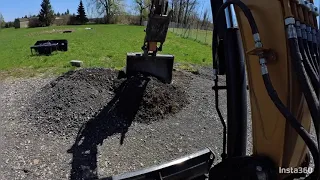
[26,68,188,137]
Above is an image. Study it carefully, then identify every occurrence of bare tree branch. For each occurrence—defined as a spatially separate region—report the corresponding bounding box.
[88,0,124,23]
[134,0,150,25]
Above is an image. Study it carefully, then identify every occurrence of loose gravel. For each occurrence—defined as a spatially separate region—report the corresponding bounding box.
[0,67,248,180]
[25,68,188,137]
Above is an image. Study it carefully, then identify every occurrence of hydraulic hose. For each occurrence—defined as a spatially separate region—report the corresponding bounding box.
[212,1,320,179]
[308,40,319,69]
[293,23,320,138]
[287,36,320,180]
[298,37,320,92]
[291,29,320,119]
[307,27,319,70]
[262,71,319,180]
[313,42,320,73]
[212,0,259,34]
[312,41,319,73]
[212,0,258,67]
[304,39,319,74]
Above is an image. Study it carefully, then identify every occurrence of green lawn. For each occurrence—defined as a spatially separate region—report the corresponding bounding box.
[0,24,212,78]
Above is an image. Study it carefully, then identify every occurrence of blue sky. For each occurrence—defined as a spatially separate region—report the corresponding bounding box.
[0,0,318,22]
[0,0,210,21]
[0,0,85,21]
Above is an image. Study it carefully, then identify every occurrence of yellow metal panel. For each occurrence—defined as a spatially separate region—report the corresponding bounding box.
[234,0,311,171]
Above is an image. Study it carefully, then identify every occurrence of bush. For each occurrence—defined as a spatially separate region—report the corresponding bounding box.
[5,22,14,28]
[86,15,140,25]
[109,14,140,25]
[113,15,129,24]
[54,16,70,26]
[28,18,41,28]
[67,15,81,25]
[127,15,140,25]
[89,17,107,24]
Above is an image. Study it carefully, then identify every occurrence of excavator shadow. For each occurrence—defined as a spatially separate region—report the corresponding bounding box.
[67,74,150,180]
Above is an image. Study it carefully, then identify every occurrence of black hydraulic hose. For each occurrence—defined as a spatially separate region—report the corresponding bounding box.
[308,40,317,68]
[309,41,320,69]
[304,39,319,74]
[212,0,258,67]
[292,37,320,136]
[262,72,319,180]
[313,42,319,73]
[298,37,320,92]
[288,38,320,180]
[213,0,259,34]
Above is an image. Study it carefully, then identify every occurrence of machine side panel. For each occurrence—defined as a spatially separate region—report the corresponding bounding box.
[235,0,311,169]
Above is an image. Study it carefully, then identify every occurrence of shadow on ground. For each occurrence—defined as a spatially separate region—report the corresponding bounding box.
[67,74,150,180]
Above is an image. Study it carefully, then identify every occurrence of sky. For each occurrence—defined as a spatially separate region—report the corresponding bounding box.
[0,0,87,21]
[0,0,210,21]
[0,0,318,22]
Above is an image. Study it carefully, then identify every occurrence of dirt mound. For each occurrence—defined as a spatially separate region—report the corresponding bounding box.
[26,68,188,136]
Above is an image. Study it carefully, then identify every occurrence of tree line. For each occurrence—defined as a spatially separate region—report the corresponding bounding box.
[32,0,88,27]
[19,9,70,19]
[0,0,88,28]
[0,0,211,29]
[85,0,211,26]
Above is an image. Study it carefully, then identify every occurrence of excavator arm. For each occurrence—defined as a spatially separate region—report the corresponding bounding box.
[125,0,174,84]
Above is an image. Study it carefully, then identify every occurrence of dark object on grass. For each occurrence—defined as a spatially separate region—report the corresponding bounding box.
[30,39,68,55]
[30,42,58,56]
[70,60,83,67]
[63,30,72,33]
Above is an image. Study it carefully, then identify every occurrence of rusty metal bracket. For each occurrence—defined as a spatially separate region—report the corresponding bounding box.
[247,48,277,62]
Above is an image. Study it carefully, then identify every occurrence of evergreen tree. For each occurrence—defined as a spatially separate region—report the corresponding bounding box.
[66,9,70,15]
[77,0,88,24]
[0,13,5,29]
[38,0,55,26]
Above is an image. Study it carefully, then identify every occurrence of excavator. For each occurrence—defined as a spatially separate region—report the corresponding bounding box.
[108,0,320,179]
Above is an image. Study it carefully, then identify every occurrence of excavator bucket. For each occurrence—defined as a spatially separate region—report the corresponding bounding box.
[126,52,174,84]
[125,0,173,84]
[103,148,214,180]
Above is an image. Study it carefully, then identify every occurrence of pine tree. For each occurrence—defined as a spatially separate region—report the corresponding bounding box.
[77,0,88,24]
[38,0,55,26]
[0,13,5,29]
[66,9,70,15]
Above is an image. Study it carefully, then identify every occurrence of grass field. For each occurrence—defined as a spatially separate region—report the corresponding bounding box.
[0,24,212,78]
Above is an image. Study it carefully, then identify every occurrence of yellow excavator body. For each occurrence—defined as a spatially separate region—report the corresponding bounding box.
[235,0,312,173]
